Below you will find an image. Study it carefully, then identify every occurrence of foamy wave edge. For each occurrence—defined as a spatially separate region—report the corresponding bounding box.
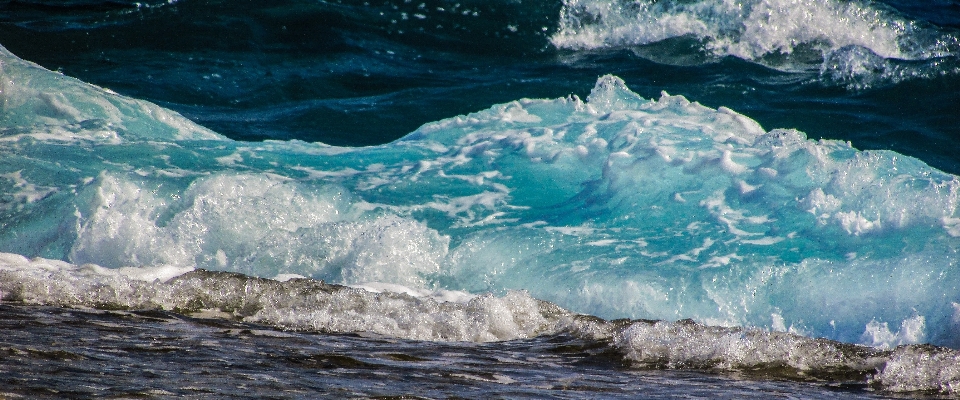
[550,0,960,88]
[2,252,957,394]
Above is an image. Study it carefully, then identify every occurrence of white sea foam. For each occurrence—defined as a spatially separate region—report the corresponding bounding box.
[1,253,959,394]
[68,173,450,288]
[553,0,954,58]
[611,318,960,393]
[0,253,570,342]
[614,319,870,371]
[550,0,960,85]
[872,345,960,393]
[349,282,477,303]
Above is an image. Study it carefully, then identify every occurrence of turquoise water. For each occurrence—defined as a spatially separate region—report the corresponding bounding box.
[1,0,959,396]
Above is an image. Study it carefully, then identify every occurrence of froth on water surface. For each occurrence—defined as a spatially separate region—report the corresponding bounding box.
[0,303,902,399]
[1,256,959,396]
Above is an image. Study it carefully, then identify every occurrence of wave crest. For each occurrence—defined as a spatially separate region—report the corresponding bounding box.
[551,0,960,85]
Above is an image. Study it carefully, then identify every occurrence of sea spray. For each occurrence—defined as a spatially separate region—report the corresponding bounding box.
[1,252,959,393]
[551,0,960,88]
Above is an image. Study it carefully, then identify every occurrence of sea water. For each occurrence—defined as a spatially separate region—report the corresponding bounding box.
[0,0,959,397]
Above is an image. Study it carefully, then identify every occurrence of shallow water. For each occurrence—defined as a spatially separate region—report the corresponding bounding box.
[1,0,960,398]
[0,303,906,399]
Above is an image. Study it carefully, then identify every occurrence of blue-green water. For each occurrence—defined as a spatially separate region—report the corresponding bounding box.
[1,0,959,397]
[3,0,959,169]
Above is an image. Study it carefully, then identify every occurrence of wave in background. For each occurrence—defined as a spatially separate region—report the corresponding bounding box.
[552,0,960,86]
[2,0,959,178]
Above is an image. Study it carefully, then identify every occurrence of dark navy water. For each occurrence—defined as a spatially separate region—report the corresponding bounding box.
[2,0,958,170]
[2,0,960,398]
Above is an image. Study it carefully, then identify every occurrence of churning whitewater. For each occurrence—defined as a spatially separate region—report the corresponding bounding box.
[552,0,960,89]
[0,37,958,394]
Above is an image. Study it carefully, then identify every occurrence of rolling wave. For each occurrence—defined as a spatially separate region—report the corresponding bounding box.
[552,0,960,87]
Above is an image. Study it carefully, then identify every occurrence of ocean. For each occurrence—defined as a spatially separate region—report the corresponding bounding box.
[0,0,959,397]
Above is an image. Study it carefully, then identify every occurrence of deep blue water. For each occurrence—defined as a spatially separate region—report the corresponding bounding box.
[1,0,960,397]
[2,0,958,170]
